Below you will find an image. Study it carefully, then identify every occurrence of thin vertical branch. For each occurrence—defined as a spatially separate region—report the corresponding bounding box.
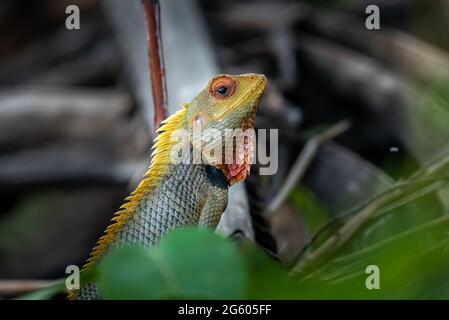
[142,0,168,131]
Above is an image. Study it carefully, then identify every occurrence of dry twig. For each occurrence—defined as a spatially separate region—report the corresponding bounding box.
[266,120,351,214]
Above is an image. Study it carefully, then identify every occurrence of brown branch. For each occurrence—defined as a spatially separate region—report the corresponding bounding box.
[142,0,168,131]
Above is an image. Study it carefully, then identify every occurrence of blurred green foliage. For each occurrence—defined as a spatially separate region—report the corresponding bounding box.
[98,228,247,299]
[0,192,61,255]
[93,217,449,299]
[290,185,331,234]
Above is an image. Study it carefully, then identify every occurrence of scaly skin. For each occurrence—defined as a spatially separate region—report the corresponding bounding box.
[70,73,267,299]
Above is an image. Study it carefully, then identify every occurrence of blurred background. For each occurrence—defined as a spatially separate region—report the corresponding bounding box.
[1,0,449,299]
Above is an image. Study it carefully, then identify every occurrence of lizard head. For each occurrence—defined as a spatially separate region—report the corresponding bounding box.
[185,73,267,185]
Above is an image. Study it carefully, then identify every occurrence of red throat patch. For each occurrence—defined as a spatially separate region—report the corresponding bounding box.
[221,133,254,185]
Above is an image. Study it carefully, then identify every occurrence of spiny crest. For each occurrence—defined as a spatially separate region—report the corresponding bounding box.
[68,106,188,299]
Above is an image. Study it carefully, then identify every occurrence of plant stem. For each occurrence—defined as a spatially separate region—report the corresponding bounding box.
[142,0,168,131]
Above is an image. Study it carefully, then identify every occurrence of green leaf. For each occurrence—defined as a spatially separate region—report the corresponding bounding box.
[241,242,291,299]
[98,228,247,299]
[98,245,169,300]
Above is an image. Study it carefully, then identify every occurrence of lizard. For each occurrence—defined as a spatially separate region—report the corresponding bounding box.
[69,73,267,299]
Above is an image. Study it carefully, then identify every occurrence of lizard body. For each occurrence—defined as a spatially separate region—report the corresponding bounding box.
[70,73,267,299]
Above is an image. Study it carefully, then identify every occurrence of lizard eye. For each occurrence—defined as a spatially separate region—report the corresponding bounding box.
[210,76,236,100]
[217,86,228,95]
